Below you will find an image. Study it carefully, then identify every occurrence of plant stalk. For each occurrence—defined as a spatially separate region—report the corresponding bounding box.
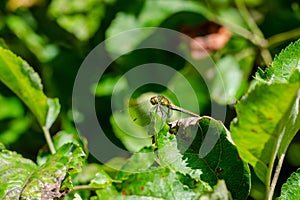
[235,0,272,65]
[268,153,285,200]
[42,126,56,154]
[72,185,98,191]
[235,0,264,38]
[200,2,268,50]
[267,28,300,48]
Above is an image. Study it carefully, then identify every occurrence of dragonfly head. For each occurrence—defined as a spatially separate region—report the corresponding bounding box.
[150,96,171,107]
[150,96,159,105]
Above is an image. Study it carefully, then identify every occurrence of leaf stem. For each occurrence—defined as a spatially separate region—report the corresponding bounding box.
[72,185,98,191]
[267,28,300,48]
[234,0,272,65]
[200,2,267,48]
[235,0,264,38]
[208,13,260,45]
[42,126,56,154]
[268,153,285,200]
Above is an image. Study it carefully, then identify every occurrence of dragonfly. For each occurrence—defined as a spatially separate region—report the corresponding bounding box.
[149,95,201,119]
[128,95,201,127]
[115,94,213,151]
[111,94,207,151]
[147,95,205,149]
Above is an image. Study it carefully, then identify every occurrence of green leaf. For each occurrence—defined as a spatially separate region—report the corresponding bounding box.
[0,38,8,49]
[0,95,30,145]
[199,180,232,200]
[48,0,106,41]
[6,14,59,62]
[0,47,60,128]
[231,39,300,187]
[96,187,165,200]
[95,186,119,199]
[109,125,213,199]
[256,39,300,83]
[89,170,115,188]
[106,0,208,55]
[75,163,103,184]
[0,117,30,145]
[95,75,128,97]
[116,146,156,181]
[157,124,204,182]
[286,142,300,166]
[37,131,87,165]
[45,98,61,129]
[279,168,300,200]
[114,196,164,200]
[0,148,37,199]
[211,55,244,104]
[0,95,23,120]
[110,110,152,152]
[0,143,5,150]
[231,82,299,184]
[117,167,208,199]
[167,65,210,118]
[176,117,250,200]
[0,143,86,199]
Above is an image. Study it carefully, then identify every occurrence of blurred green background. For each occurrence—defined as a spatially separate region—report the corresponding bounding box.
[0,0,299,197]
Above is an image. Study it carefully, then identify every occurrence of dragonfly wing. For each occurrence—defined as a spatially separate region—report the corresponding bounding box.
[127,100,152,126]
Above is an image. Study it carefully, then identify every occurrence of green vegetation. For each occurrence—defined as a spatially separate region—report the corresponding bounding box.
[0,0,299,199]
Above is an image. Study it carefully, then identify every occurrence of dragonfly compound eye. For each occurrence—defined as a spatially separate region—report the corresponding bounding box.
[150,96,159,105]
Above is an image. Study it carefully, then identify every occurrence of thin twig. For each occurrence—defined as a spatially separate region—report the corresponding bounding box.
[234,0,272,64]
[211,15,260,45]
[199,2,269,53]
[235,0,264,38]
[267,28,300,48]
[72,185,99,191]
[72,180,121,191]
[261,49,273,66]
[42,126,56,154]
[268,153,285,200]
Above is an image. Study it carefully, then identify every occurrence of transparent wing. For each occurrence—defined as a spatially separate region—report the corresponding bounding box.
[127,95,173,127]
[127,99,152,127]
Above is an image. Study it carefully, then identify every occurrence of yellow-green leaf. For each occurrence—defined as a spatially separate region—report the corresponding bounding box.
[0,47,60,128]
